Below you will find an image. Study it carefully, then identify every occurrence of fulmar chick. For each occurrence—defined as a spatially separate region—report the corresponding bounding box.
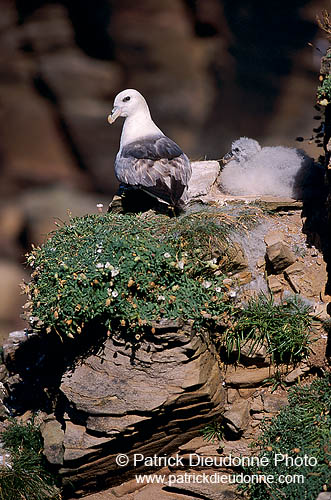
[108,89,192,208]
[220,137,320,200]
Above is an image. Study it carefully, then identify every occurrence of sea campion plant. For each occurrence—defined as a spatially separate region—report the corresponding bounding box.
[22,210,253,345]
[21,208,314,365]
[317,74,331,104]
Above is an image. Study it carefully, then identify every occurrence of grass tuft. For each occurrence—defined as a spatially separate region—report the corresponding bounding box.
[0,418,61,500]
[223,293,314,365]
[201,419,224,444]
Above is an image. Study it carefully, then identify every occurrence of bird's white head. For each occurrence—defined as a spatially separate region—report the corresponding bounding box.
[108,89,150,124]
[224,137,262,164]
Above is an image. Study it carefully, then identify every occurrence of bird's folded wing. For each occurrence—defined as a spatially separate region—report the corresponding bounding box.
[123,136,183,160]
[117,136,191,188]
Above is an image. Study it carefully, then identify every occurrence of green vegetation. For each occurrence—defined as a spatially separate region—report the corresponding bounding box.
[240,374,331,500]
[263,369,287,393]
[201,419,224,444]
[22,209,258,345]
[223,293,313,365]
[0,418,61,500]
[22,210,314,366]
[317,74,331,103]
[1,418,42,452]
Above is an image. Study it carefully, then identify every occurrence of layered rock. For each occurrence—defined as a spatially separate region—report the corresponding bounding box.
[27,320,225,495]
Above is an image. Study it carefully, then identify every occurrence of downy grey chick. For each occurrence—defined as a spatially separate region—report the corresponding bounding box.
[220,137,321,200]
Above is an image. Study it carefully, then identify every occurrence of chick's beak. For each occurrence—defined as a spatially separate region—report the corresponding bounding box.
[221,151,234,165]
[107,106,121,124]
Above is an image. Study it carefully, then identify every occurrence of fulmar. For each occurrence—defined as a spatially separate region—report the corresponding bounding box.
[108,89,192,208]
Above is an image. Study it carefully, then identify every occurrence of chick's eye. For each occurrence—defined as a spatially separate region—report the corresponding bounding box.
[123,96,130,102]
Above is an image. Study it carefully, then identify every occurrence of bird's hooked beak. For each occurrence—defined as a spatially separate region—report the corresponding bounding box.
[107,106,121,124]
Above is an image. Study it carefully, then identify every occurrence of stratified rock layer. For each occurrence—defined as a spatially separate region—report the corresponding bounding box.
[58,320,225,495]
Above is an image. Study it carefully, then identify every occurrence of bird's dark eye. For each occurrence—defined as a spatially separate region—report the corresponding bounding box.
[234,148,239,152]
[123,96,131,102]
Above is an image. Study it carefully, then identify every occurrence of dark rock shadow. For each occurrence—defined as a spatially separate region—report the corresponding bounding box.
[296,161,330,289]
[295,157,331,360]
[3,322,110,415]
[108,185,183,217]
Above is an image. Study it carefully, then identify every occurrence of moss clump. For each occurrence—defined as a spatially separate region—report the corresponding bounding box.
[240,374,331,500]
[23,209,255,345]
[0,418,61,500]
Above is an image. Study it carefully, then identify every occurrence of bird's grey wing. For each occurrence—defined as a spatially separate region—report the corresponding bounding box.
[116,136,191,203]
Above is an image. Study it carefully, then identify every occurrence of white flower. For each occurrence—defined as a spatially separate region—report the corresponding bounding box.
[157,295,165,301]
[164,252,171,258]
[97,248,103,253]
[96,262,104,269]
[202,280,212,289]
[112,290,119,298]
[228,290,237,298]
[111,268,119,277]
[215,287,222,293]
[107,288,112,295]
[96,203,104,208]
[177,260,185,270]
[105,262,111,269]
